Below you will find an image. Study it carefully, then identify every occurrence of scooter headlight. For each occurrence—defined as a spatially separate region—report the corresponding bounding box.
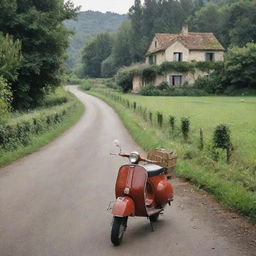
[129,152,139,164]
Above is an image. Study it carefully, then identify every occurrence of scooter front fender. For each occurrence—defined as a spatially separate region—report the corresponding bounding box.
[112,197,135,217]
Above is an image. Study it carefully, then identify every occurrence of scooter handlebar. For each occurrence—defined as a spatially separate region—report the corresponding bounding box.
[118,153,158,164]
[119,153,130,158]
[139,156,158,164]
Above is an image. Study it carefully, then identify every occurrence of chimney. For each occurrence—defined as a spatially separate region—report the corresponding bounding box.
[181,24,189,35]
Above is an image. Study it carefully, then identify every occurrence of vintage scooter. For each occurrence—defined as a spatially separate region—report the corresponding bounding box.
[110,140,174,246]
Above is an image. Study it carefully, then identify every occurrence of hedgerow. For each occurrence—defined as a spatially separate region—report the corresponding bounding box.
[0,98,78,152]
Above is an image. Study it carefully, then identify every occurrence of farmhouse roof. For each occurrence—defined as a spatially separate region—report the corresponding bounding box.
[146,31,225,55]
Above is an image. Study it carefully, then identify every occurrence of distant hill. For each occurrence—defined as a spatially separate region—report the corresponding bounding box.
[64,11,127,69]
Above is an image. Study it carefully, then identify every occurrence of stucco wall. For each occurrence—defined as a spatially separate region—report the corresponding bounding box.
[132,75,143,93]
[154,75,166,86]
[156,52,165,65]
[152,69,209,87]
[189,50,224,62]
[165,41,190,62]
[148,37,159,52]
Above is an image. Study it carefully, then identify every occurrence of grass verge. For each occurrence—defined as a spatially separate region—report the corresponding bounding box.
[0,92,84,168]
[86,89,256,223]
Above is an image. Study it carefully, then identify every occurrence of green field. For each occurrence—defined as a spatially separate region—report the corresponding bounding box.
[87,88,256,221]
[121,95,256,167]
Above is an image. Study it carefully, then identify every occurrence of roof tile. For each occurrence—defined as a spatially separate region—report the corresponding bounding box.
[147,32,224,55]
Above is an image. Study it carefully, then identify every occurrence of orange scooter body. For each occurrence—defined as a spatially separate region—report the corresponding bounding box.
[112,164,174,217]
[112,165,148,217]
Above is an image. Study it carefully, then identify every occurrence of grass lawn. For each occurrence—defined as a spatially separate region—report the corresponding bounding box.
[122,95,256,167]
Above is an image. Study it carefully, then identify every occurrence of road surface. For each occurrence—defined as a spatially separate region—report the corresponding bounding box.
[0,86,255,256]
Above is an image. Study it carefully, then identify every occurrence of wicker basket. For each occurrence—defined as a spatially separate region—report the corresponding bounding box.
[147,148,177,177]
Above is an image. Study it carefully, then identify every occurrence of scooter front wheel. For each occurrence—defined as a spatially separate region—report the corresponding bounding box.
[111,216,128,246]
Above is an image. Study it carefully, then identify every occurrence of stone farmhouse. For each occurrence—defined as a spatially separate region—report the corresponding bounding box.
[133,25,225,93]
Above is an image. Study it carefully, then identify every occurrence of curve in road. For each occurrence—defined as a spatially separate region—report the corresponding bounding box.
[0,86,255,256]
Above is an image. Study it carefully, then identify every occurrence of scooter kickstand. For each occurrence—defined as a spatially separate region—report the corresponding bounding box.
[150,221,154,232]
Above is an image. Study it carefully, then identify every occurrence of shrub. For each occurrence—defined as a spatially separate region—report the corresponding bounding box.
[157,112,163,128]
[213,124,232,163]
[169,115,175,131]
[0,76,12,123]
[149,112,153,124]
[140,84,161,96]
[103,78,119,90]
[224,43,256,89]
[199,128,204,150]
[65,74,83,85]
[141,84,208,96]
[80,80,92,91]
[0,100,77,151]
[115,69,134,92]
[194,73,224,94]
[181,117,190,141]
[213,124,231,149]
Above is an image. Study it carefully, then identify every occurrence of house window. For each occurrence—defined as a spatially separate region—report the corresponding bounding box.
[149,56,153,65]
[154,55,157,64]
[170,75,183,86]
[205,52,214,61]
[155,41,158,48]
[173,52,183,62]
[149,55,156,64]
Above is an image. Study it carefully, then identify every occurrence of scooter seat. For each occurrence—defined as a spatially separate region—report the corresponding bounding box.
[144,164,164,177]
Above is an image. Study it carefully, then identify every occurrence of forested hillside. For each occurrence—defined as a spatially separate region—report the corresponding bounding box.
[64,11,127,69]
[80,0,256,79]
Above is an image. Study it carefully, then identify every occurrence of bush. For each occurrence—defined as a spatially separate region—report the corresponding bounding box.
[223,86,256,96]
[140,83,208,96]
[103,78,119,90]
[65,74,83,85]
[157,112,163,128]
[140,84,162,96]
[213,124,232,163]
[213,124,231,150]
[181,117,190,141]
[115,69,134,92]
[0,76,12,123]
[169,115,175,131]
[194,72,225,94]
[80,80,92,91]
[224,43,256,89]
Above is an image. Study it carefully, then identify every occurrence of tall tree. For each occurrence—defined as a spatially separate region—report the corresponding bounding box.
[0,0,79,109]
[0,33,22,84]
[112,22,133,68]
[82,33,113,77]
[187,3,222,36]
[129,0,143,62]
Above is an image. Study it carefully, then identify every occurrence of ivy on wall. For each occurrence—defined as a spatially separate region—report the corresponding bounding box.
[115,61,223,91]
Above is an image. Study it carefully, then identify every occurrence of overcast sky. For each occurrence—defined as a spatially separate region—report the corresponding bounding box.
[69,0,138,14]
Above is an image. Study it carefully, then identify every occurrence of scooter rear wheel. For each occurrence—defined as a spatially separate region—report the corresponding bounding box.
[111,216,128,246]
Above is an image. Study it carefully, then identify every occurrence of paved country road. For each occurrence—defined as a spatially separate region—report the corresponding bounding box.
[0,86,255,256]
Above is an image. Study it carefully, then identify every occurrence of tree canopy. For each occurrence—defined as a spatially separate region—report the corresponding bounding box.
[0,0,79,109]
[81,33,113,78]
